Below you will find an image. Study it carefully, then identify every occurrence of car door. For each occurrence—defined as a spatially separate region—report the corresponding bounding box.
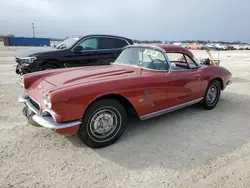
[139,49,170,113]
[96,37,129,65]
[63,37,99,67]
[165,53,202,107]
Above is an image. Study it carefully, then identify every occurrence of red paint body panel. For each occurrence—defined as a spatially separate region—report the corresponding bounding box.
[23,45,232,135]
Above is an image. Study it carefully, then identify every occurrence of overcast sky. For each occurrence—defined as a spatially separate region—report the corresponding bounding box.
[1,0,250,42]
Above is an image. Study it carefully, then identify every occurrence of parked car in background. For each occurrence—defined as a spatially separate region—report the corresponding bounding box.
[232,45,240,50]
[214,44,228,50]
[227,44,235,50]
[172,42,182,46]
[205,43,214,50]
[242,44,250,50]
[187,43,199,50]
[197,44,205,50]
[239,44,246,50]
[14,35,133,75]
[222,44,229,50]
[180,43,189,48]
[19,44,232,148]
[232,44,248,50]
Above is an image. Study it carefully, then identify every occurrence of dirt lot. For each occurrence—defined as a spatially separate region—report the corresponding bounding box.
[0,42,250,188]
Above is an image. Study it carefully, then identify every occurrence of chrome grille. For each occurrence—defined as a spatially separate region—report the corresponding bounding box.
[29,98,40,111]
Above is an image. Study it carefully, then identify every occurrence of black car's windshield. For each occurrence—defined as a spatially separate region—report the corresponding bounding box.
[56,37,80,49]
[114,47,169,71]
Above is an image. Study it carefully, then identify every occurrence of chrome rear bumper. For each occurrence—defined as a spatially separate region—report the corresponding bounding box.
[18,95,81,129]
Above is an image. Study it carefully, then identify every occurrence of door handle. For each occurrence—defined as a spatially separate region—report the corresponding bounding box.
[193,74,200,77]
[193,74,201,80]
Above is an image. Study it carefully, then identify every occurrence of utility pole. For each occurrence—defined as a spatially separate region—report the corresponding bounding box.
[32,23,35,38]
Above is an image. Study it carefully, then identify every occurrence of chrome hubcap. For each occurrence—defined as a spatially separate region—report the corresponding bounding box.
[207,85,218,104]
[89,109,118,138]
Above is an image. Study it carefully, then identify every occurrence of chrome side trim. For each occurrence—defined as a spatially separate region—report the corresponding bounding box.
[32,115,81,129]
[18,95,39,114]
[140,98,203,120]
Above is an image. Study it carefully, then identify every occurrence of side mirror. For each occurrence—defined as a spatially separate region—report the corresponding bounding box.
[170,62,176,69]
[74,45,83,52]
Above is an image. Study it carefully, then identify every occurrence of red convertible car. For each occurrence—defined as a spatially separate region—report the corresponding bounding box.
[18,44,232,148]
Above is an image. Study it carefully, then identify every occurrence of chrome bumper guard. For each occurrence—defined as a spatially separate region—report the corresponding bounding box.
[18,95,81,129]
[227,80,232,85]
[18,95,39,114]
[32,115,81,129]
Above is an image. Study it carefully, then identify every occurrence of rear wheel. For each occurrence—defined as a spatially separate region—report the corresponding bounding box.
[78,99,127,148]
[203,80,221,110]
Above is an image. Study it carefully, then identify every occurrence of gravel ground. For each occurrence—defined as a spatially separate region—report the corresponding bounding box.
[0,43,250,188]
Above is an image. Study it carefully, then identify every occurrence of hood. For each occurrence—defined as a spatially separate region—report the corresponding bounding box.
[43,64,138,87]
[14,47,60,58]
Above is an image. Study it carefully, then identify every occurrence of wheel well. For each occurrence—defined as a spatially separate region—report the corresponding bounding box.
[40,60,64,69]
[213,77,224,90]
[87,94,139,118]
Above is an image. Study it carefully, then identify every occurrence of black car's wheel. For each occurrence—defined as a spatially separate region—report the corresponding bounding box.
[39,64,58,71]
[203,80,221,110]
[78,99,127,148]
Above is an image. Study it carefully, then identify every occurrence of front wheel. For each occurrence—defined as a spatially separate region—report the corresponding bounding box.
[203,80,221,110]
[78,99,127,148]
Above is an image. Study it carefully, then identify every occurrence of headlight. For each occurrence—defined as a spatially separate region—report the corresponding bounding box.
[42,93,52,108]
[20,56,37,64]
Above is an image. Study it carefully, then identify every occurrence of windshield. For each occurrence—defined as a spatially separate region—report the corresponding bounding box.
[56,37,80,49]
[114,47,169,71]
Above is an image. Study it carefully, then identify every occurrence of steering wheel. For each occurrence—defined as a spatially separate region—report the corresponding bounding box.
[136,59,166,70]
[151,59,167,70]
[153,59,164,64]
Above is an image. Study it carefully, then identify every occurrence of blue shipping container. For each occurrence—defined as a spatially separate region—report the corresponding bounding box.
[9,37,50,46]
